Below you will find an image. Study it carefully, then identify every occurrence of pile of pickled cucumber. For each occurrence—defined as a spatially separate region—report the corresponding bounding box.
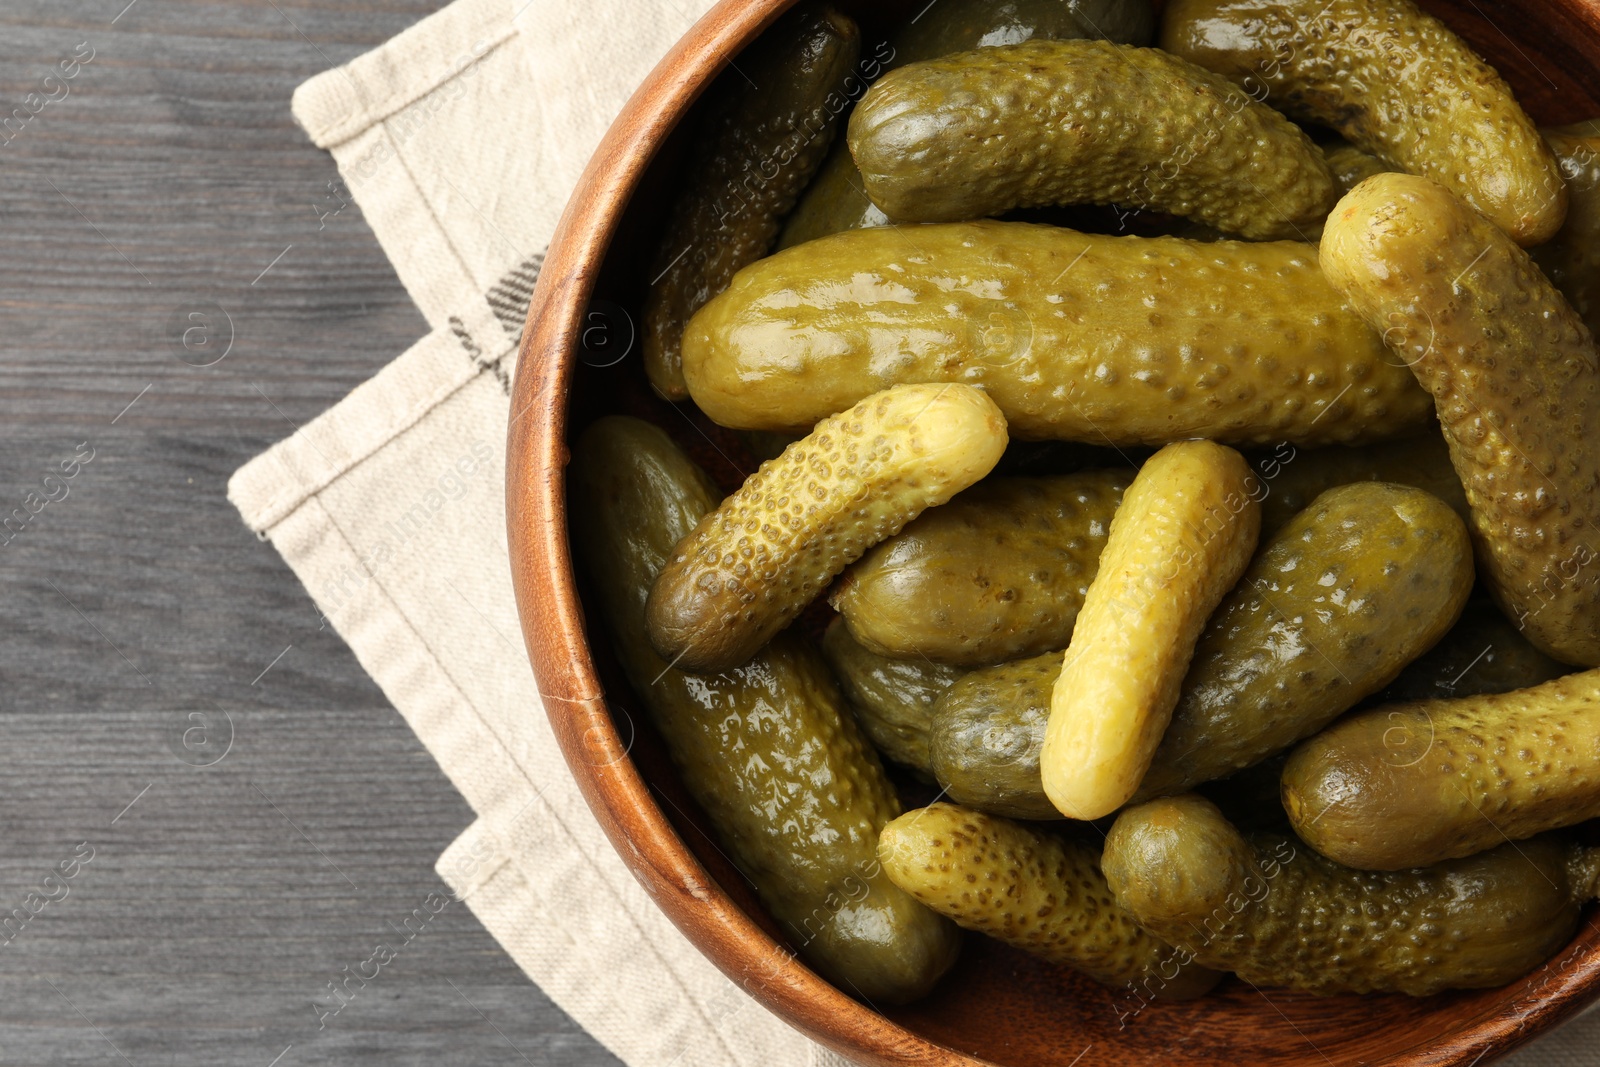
[568,0,1600,1009]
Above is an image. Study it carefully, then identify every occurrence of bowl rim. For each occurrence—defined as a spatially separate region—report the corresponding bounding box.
[503,1,1600,1063]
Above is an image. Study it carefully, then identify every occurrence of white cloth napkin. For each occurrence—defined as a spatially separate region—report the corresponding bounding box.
[226,0,1600,1064]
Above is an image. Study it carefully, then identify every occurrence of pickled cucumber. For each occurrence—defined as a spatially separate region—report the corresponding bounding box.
[779,145,890,250]
[929,482,1470,816]
[1104,794,1599,995]
[1535,122,1600,337]
[682,220,1433,446]
[1137,482,1473,799]
[1374,598,1569,704]
[889,0,1154,61]
[821,617,963,775]
[1042,441,1259,820]
[929,653,1062,820]
[1323,141,1389,198]
[642,4,861,400]
[1283,668,1600,870]
[831,469,1132,666]
[879,803,1221,996]
[1162,0,1565,245]
[778,0,1154,249]
[850,40,1334,239]
[570,415,960,1002]
[1322,173,1600,666]
[1251,431,1467,536]
[649,384,1007,673]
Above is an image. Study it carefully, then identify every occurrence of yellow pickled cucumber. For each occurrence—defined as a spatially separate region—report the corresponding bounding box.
[1162,0,1565,245]
[850,40,1334,239]
[682,220,1433,446]
[1042,441,1259,820]
[879,803,1221,997]
[570,416,960,1001]
[1105,794,1599,996]
[831,469,1132,666]
[648,384,1007,673]
[820,617,963,774]
[642,4,860,399]
[1321,173,1600,666]
[1283,668,1600,870]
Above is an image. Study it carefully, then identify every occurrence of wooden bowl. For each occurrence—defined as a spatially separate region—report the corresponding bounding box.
[506,2,1600,1063]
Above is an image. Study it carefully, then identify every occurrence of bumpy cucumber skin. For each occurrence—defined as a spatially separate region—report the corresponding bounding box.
[683,220,1433,446]
[778,0,1154,250]
[820,617,963,775]
[642,5,861,400]
[1322,173,1600,666]
[919,484,1470,816]
[930,652,1062,820]
[1252,431,1467,536]
[1375,598,1569,704]
[1105,795,1593,996]
[1534,125,1600,338]
[648,384,1007,673]
[879,803,1220,996]
[1283,668,1600,871]
[569,416,960,1003]
[850,40,1333,240]
[1137,482,1473,800]
[1161,0,1565,245]
[1043,441,1260,820]
[831,470,1131,666]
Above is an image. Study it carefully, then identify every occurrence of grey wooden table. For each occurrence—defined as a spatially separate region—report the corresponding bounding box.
[0,1,620,1064]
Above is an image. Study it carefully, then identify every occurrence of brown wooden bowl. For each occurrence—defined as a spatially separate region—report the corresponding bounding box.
[506,2,1600,1063]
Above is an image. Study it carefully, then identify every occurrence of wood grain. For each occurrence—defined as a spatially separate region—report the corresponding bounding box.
[508,0,1600,1065]
[0,2,619,1065]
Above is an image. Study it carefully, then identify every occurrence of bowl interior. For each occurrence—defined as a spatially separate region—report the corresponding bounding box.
[539,1,1600,1064]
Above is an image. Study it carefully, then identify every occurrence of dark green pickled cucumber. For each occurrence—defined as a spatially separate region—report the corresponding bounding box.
[892,0,1153,60]
[1251,431,1467,536]
[930,652,1061,819]
[923,483,1471,816]
[850,40,1334,239]
[1104,794,1600,995]
[1534,122,1600,337]
[1374,598,1569,704]
[1323,141,1389,197]
[569,416,959,1002]
[1284,668,1600,871]
[642,4,860,400]
[880,803,1221,996]
[779,144,890,250]
[1162,0,1565,246]
[831,470,1131,666]
[821,618,963,775]
[778,0,1154,249]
